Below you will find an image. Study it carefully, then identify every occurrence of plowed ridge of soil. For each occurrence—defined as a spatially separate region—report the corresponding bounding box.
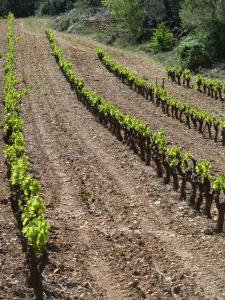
[10,18,225,299]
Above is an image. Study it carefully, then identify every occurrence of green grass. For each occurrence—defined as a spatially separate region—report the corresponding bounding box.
[23,17,53,32]
[91,30,179,68]
[152,48,179,66]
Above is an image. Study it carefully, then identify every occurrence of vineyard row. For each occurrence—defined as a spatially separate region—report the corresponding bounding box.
[3,13,50,299]
[47,30,225,232]
[97,49,225,146]
[166,66,225,101]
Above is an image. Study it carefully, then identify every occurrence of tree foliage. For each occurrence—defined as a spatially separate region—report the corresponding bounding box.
[0,0,36,17]
[102,0,146,40]
[178,0,225,69]
[35,0,74,16]
[149,22,175,52]
[102,0,181,40]
[180,0,225,29]
[0,0,74,17]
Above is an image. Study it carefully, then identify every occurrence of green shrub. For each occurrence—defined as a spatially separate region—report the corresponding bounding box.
[176,33,215,70]
[102,0,145,41]
[149,22,175,53]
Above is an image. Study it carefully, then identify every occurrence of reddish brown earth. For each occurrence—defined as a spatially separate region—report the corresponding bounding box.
[1,17,225,299]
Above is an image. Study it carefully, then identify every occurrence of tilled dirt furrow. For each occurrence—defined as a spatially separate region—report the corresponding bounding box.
[19,90,201,299]
[56,34,225,178]
[15,20,225,299]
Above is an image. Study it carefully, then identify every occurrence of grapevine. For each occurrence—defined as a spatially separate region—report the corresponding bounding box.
[166,65,225,100]
[97,49,225,146]
[48,29,225,232]
[4,13,50,252]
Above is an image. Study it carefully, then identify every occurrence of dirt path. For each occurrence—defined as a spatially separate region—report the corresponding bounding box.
[9,18,225,299]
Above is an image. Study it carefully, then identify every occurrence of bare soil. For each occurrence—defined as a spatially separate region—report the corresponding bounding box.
[1,17,225,299]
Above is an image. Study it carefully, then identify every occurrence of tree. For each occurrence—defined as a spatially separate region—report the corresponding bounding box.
[102,0,146,40]
[179,0,224,29]
[0,0,36,17]
[162,0,172,18]
[0,0,75,17]
[35,0,74,16]
[177,0,225,69]
[0,0,10,16]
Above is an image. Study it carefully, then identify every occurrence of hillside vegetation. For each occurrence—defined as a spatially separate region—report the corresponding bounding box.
[1,0,225,71]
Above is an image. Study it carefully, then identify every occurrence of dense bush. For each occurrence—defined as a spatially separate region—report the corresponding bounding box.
[74,0,102,8]
[36,0,103,16]
[102,0,146,41]
[176,33,215,70]
[177,18,225,70]
[204,19,225,59]
[0,0,36,17]
[0,0,74,17]
[178,0,225,69]
[54,7,111,34]
[149,22,175,53]
[0,0,10,16]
